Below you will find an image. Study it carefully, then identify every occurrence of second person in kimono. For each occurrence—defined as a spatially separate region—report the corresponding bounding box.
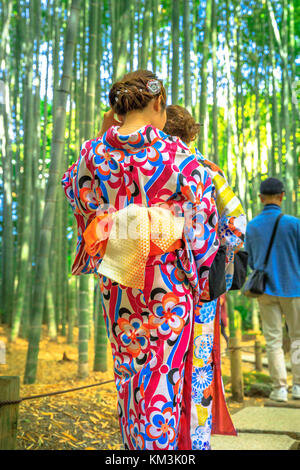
[163,104,246,449]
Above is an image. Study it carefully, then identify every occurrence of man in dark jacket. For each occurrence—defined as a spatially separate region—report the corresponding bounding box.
[245,178,300,402]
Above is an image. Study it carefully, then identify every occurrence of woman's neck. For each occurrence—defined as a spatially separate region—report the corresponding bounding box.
[117,111,151,135]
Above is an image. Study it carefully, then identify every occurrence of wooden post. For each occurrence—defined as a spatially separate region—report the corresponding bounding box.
[0,376,20,449]
[227,293,236,338]
[229,336,244,402]
[251,299,260,333]
[255,339,263,371]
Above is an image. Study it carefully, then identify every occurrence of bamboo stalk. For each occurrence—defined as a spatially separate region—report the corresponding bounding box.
[24,0,81,384]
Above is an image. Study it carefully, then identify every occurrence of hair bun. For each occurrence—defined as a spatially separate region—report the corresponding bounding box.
[163,105,201,144]
[108,70,166,115]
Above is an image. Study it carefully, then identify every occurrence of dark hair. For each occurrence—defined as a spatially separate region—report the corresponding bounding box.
[109,70,167,116]
[163,105,200,144]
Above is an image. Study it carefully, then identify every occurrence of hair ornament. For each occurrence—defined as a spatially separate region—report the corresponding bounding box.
[146,79,161,95]
[114,90,121,103]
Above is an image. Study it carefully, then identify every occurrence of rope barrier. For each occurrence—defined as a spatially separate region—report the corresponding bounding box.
[229,346,264,353]
[0,379,115,409]
[221,343,264,355]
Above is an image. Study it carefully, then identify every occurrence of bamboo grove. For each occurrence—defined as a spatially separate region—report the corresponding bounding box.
[0,0,299,384]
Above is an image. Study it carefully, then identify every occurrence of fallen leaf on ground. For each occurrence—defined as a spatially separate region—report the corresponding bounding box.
[61,432,78,442]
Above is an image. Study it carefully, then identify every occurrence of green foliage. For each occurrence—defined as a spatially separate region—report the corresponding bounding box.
[234,305,253,331]
[243,370,272,386]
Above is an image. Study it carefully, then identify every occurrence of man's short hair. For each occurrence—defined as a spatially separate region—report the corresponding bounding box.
[260,177,285,195]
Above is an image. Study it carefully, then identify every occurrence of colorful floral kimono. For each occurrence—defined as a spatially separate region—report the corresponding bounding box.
[62,125,222,450]
[187,147,246,450]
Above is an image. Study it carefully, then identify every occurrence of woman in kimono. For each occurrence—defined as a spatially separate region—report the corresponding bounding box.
[62,70,220,450]
[163,105,246,449]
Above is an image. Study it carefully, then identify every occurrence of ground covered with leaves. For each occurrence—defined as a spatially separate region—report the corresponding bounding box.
[0,325,282,450]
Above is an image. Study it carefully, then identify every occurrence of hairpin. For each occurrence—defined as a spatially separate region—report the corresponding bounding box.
[146,79,161,95]
[115,90,121,103]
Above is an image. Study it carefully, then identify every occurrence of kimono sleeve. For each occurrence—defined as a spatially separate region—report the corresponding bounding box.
[193,148,247,291]
[61,139,102,275]
[178,158,220,295]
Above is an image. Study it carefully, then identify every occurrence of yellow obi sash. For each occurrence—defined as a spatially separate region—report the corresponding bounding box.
[83,204,185,289]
